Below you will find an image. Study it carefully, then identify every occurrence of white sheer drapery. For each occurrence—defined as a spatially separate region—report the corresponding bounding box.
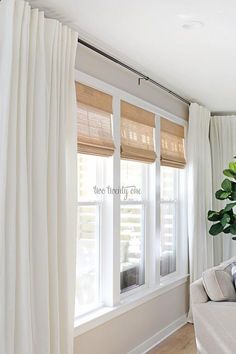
[187,106,236,281]
[187,103,214,283]
[0,1,78,354]
[210,116,236,265]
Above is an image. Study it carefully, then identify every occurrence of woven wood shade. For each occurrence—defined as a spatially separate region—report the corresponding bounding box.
[160,118,186,168]
[121,101,155,127]
[121,101,156,163]
[76,82,115,156]
[76,82,113,113]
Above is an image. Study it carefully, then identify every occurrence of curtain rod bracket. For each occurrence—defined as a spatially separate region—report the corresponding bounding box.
[138,77,149,86]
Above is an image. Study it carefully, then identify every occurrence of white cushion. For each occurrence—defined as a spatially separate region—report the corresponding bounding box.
[202,264,236,302]
[190,279,209,304]
[220,256,236,275]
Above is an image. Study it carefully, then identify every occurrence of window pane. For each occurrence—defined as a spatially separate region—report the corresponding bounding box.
[120,160,144,201]
[75,205,100,317]
[160,203,176,277]
[76,153,101,317]
[120,205,145,292]
[160,166,177,277]
[160,166,176,201]
[78,154,99,201]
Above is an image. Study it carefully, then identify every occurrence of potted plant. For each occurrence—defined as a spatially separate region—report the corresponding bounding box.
[208,159,236,240]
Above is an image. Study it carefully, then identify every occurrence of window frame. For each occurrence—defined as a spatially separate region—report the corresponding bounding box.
[75,70,189,328]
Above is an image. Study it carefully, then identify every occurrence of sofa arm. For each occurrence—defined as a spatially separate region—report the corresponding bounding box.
[190,278,209,304]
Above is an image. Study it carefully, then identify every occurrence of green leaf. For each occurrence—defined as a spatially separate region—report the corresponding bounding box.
[209,222,224,236]
[221,179,232,192]
[209,159,236,240]
[223,169,236,179]
[229,162,236,172]
[224,202,236,212]
[231,191,236,201]
[230,224,236,235]
[220,213,230,226]
[215,189,231,200]
[208,210,221,221]
[223,226,231,234]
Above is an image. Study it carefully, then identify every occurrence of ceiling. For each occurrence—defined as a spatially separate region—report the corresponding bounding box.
[29,0,236,112]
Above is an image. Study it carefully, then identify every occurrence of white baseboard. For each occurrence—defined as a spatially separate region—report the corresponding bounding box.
[128,313,188,354]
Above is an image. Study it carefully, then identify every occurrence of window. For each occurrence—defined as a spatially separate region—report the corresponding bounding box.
[75,76,188,324]
[75,154,103,317]
[120,160,146,293]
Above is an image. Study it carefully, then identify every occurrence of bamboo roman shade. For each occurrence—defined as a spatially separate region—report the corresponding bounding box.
[160,118,186,168]
[120,101,157,163]
[76,82,115,156]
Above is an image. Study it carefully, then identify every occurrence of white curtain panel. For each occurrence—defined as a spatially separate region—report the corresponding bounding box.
[210,116,236,265]
[187,103,214,283]
[0,1,78,354]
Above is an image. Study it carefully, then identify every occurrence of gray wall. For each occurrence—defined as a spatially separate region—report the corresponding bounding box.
[75,46,189,121]
[74,282,189,354]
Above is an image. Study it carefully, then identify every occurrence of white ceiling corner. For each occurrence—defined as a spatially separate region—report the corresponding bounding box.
[28,0,236,112]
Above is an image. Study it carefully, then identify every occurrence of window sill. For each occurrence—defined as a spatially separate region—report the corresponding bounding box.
[74,274,189,337]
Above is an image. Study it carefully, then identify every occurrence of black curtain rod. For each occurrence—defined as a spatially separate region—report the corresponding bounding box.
[77,37,191,106]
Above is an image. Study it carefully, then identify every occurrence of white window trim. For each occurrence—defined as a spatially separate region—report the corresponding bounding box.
[75,69,189,333]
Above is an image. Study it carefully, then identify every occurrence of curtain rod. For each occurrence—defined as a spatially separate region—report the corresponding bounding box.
[77,37,191,106]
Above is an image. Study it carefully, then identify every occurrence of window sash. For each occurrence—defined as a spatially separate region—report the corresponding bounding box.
[160,166,179,278]
[76,153,104,317]
[120,160,147,294]
[120,202,146,293]
[160,200,177,278]
[76,202,101,317]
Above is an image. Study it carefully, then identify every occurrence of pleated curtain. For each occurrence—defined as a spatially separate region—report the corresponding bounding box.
[0,1,78,354]
[210,116,236,265]
[187,103,214,283]
[187,107,236,281]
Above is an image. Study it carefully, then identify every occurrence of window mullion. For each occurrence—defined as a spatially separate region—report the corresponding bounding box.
[174,170,180,276]
[112,95,121,305]
[177,169,188,277]
[101,96,121,307]
[148,114,161,287]
[120,201,145,206]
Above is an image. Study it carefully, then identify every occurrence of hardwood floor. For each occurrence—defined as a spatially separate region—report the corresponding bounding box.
[147,324,197,354]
